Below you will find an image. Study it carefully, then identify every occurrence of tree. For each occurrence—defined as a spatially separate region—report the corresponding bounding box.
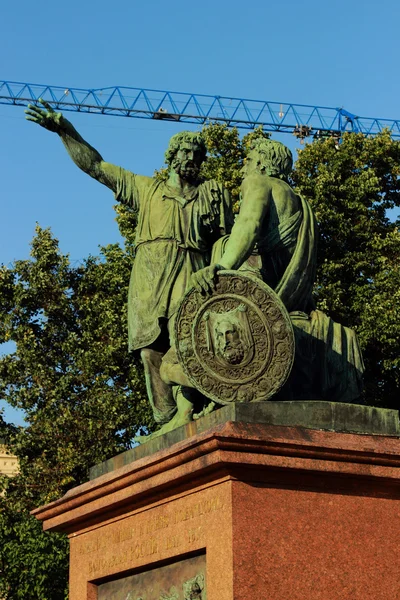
[291,131,400,408]
[0,225,150,599]
[0,485,69,600]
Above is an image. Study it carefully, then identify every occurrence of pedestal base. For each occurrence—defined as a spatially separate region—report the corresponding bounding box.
[33,403,400,600]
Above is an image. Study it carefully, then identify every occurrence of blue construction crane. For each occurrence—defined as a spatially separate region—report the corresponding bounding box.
[1,80,400,140]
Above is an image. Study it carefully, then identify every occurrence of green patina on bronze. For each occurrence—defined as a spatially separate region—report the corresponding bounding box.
[25,100,233,438]
[26,105,365,443]
[175,272,295,404]
[192,138,364,405]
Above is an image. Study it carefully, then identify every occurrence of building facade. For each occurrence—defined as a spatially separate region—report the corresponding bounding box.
[0,444,18,476]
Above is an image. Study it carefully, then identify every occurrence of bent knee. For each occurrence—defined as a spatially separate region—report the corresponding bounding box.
[140,348,163,369]
[140,348,152,361]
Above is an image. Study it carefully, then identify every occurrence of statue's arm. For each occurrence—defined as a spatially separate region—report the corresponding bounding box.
[25,100,124,193]
[218,174,270,270]
[190,175,270,294]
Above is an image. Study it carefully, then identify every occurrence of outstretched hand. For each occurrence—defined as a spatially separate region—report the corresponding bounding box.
[25,99,64,133]
[190,263,224,294]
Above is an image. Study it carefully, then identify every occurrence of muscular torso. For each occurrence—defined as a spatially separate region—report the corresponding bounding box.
[241,173,301,237]
[240,174,301,288]
[217,172,301,277]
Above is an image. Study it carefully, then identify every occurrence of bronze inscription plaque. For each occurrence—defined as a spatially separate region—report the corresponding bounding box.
[97,553,206,600]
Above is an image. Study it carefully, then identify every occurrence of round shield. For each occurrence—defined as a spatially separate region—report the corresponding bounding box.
[175,271,295,404]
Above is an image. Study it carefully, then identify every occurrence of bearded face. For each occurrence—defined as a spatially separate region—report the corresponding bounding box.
[215,320,246,365]
[171,142,203,182]
[220,344,245,365]
[241,149,260,178]
[171,156,201,181]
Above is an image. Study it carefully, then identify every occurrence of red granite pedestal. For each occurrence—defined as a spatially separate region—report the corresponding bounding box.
[33,416,400,600]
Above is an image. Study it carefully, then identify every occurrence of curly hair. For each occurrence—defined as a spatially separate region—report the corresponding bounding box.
[248,138,293,179]
[164,131,207,166]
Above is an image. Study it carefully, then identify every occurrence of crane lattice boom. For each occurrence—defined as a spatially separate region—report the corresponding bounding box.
[1,80,400,140]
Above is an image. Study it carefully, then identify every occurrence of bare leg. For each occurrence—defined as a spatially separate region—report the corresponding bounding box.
[159,347,220,422]
[160,346,194,388]
[193,401,218,420]
[134,386,194,444]
[140,347,176,425]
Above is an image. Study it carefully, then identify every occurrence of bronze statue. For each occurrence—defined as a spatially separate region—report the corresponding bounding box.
[25,100,233,438]
[191,138,316,309]
[26,103,364,440]
[191,138,364,404]
[211,309,251,366]
[174,271,295,406]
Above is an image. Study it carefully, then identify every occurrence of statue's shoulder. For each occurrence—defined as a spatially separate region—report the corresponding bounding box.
[131,174,161,198]
[268,177,299,201]
[135,173,156,187]
[242,172,267,187]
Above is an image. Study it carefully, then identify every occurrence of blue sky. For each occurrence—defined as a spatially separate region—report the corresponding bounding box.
[1,0,400,425]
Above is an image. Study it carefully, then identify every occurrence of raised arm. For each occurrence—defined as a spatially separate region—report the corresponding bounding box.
[25,100,122,193]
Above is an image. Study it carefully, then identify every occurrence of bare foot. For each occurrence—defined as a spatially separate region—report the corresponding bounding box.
[193,401,218,420]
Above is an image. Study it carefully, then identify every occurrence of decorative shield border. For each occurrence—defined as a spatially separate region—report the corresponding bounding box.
[175,271,295,404]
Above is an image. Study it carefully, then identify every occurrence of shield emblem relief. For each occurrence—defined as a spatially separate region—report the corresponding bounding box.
[175,271,295,404]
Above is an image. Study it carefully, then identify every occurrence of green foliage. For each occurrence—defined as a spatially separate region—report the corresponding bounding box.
[0,486,69,600]
[291,131,400,407]
[0,225,150,599]
[200,123,244,206]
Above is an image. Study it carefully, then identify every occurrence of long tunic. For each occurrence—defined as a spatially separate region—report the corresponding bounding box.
[109,167,232,350]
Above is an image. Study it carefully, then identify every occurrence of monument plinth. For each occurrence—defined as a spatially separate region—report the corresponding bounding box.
[33,403,400,600]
